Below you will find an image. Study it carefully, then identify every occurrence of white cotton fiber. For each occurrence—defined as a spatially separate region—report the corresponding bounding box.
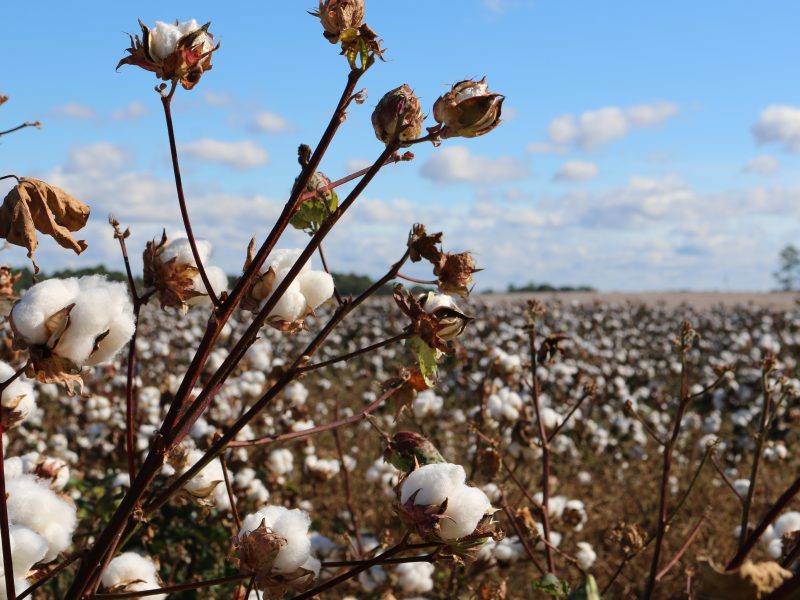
[265,249,311,274]
[6,474,77,562]
[395,562,435,593]
[53,276,135,366]
[264,269,306,322]
[268,449,294,476]
[439,485,492,540]
[400,463,466,506]
[239,505,312,573]
[10,278,80,344]
[181,449,227,507]
[420,292,457,313]
[575,542,597,570]
[0,362,35,425]
[297,271,334,310]
[774,511,800,539]
[302,555,321,577]
[102,552,164,600]
[160,238,213,267]
[0,525,48,578]
[187,266,228,307]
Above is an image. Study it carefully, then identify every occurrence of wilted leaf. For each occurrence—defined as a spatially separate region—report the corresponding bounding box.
[697,557,792,599]
[406,335,441,387]
[0,178,90,272]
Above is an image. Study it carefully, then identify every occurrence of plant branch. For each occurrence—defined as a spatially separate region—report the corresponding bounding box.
[0,122,39,137]
[655,512,707,582]
[0,424,16,600]
[298,332,410,374]
[92,572,252,598]
[500,490,545,575]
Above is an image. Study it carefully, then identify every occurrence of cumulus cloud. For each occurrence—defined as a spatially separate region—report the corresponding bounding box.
[742,155,779,175]
[250,111,290,133]
[345,158,372,173]
[553,161,600,182]
[52,103,97,120]
[538,102,678,151]
[111,101,148,121]
[64,142,132,174]
[752,105,800,152]
[420,146,528,184]
[179,139,269,170]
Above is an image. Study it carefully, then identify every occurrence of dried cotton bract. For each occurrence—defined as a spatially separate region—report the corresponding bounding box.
[0,361,35,428]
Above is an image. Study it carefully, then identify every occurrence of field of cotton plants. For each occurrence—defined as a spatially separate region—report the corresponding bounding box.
[2,2,800,599]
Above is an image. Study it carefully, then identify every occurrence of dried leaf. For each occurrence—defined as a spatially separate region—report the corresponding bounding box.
[697,557,792,599]
[0,178,90,272]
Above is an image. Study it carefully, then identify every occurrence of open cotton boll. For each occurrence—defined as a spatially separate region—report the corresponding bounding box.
[297,271,334,310]
[101,552,164,600]
[265,249,311,274]
[6,474,77,562]
[0,525,48,579]
[181,449,225,503]
[187,265,228,306]
[160,238,213,266]
[395,561,435,593]
[0,361,35,425]
[773,511,800,539]
[438,485,492,540]
[420,292,457,313]
[149,19,211,61]
[400,463,466,506]
[51,276,135,366]
[575,542,597,570]
[239,505,312,573]
[301,555,321,578]
[10,278,80,344]
[267,448,294,476]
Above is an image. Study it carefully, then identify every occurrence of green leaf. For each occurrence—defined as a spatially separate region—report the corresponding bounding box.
[533,573,571,598]
[567,575,601,600]
[406,334,441,386]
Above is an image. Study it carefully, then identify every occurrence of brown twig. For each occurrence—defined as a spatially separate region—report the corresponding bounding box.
[0,122,40,137]
[92,572,252,598]
[0,423,16,600]
[332,422,363,555]
[219,452,241,530]
[500,490,545,575]
[710,454,744,504]
[655,513,707,582]
[298,332,410,374]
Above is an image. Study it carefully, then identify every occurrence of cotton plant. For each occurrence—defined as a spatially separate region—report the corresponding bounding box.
[174,448,230,509]
[398,462,497,545]
[101,552,165,600]
[395,561,435,594]
[234,505,320,594]
[0,525,48,598]
[9,276,135,392]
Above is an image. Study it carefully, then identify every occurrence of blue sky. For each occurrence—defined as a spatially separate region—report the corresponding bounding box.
[3,1,800,291]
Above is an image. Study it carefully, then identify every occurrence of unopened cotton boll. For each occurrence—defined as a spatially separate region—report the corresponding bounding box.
[6,473,77,562]
[297,271,334,310]
[239,505,312,573]
[395,562,434,593]
[101,552,165,600]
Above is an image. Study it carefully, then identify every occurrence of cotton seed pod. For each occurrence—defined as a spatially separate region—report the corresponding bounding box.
[372,84,424,146]
[435,251,478,297]
[313,0,365,43]
[433,77,504,139]
[418,291,472,341]
[384,431,445,473]
[117,19,218,90]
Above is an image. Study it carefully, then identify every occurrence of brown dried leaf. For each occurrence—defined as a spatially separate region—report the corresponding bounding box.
[24,351,84,397]
[0,266,21,299]
[0,178,90,272]
[697,557,792,599]
[407,223,443,264]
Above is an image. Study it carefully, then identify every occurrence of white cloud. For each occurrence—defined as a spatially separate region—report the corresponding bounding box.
[538,102,678,151]
[419,146,528,184]
[752,105,800,152]
[345,158,372,173]
[52,103,97,120]
[179,139,268,170]
[111,101,148,121]
[65,142,131,174]
[742,155,779,175]
[203,91,235,107]
[251,111,290,133]
[553,160,600,182]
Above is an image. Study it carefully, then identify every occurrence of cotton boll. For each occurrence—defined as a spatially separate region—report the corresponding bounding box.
[266,249,311,274]
[395,562,435,593]
[301,555,321,578]
[732,479,751,498]
[102,552,165,600]
[180,449,225,505]
[767,538,784,560]
[6,474,77,562]
[774,511,800,539]
[187,266,228,306]
[413,389,443,418]
[246,340,272,372]
[297,271,334,310]
[264,269,307,322]
[54,277,135,366]
[267,448,294,476]
[400,463,466,506]
[575,542,597,570]
[10,279,80,344]
[358,565,386,592]
[160,238,212,266]
[239,506,312,574]
[0,525,48,579]
[438,485,491,540]
[0,362,35,425]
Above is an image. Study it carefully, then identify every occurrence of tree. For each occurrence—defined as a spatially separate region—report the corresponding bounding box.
[774,244,800,291]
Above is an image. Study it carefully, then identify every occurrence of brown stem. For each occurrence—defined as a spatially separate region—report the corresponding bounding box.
[219,452,241,530]
[0,174,21,184]
[0,122,39,137]
[296,153,408,203]
[546,388,593,443]
[298,332,410,374]
[91,572,251,598]
[655,513,707,582]
[160,81,218,306]
[322,554,434,567]
[738,368,773,549]
[500,490,545,575]
[525,301,555,574]
[0,424,16,600]
[727,475,800,570]
[396,272,437,285]
[333,423,363,555]
[317,244,343,305]
[711,454,745,504]
[644,322,694,599]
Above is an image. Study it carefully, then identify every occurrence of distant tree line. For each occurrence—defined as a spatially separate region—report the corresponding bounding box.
[775,244,800,292]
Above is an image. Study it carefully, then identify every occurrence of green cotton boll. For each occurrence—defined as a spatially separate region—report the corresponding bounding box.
[290,173,338,233]
[567,575,601,600]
